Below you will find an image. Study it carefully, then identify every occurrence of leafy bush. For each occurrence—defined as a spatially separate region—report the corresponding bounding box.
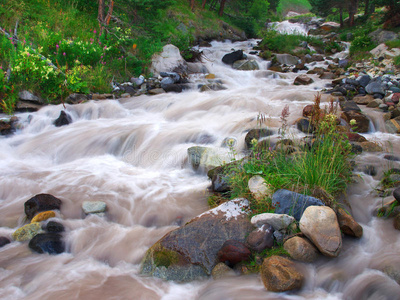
[350,35,376,56]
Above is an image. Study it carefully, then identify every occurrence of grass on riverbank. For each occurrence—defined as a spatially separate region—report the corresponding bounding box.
[213,95,355,215]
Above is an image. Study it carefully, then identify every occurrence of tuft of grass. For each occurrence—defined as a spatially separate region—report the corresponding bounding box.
[277,0,312,16]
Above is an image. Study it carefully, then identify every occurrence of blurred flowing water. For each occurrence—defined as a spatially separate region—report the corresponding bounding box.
[1,37,400,300]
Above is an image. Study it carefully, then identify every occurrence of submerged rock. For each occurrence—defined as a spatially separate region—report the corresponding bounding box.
[82,201,107,215]
[261,256,304,292]
[141,198,254,281]
[31,211,56,223]
[294,75,314,85]
[54,111,72,127]
[232,59,259,70]
[222,50,244,65]
[299,206,342,257]
[0,237,11,248]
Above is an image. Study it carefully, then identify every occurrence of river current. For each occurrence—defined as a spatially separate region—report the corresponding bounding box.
[1,31,400,299]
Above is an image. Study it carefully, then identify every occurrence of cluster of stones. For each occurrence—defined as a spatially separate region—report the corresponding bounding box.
[0,194,107,254]
[141,193,363,292]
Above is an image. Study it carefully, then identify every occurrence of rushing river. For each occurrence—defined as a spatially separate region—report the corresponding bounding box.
[1,35,400,299]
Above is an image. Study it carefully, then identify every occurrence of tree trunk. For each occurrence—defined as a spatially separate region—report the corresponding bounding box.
[202,0,207,9]
[98,0,105,35]
[105,0,114,26]
[189,0,195,10]
[218,0,226,16]
[348,0,358,27]
[364,0,369,16]
[339,6,343,28]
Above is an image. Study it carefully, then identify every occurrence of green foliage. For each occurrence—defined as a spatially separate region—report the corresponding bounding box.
[259,29,323,55]
[350,35,376,56]
[386,39,400,49]
[394,55,400,67]
[277,0,312,16]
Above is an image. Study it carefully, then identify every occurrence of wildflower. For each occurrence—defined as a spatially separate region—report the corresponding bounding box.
[350,119,357,126]
[27,53,30,56]
[56,44,59,49]
[94,30,97,34]
[63,52,66,56]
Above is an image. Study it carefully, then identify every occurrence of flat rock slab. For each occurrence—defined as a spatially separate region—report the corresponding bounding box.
[299,206,342,257]
[82,201,107,214]
[272,189,324,221]
[141,198,254,281]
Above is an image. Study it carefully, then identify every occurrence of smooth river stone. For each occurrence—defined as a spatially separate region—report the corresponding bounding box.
[299,206,342,257]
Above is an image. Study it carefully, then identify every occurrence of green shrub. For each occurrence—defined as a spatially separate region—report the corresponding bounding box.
[394,55,400,67]
[350,35,376,56]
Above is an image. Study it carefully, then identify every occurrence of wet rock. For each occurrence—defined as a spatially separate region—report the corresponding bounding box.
[248,176,272,201]
[188,146,231,172]
[148,88,166,95]
[12,222,43,241]
[394,214,400,230]
[244,128,274,149]
[393,188,400,204]
[275,54,299,65]
[0,236,11,248]
[29,233,65,254]
[199,83,227,92]
[222,50,244,65]
[384,154,400,162]
[299,206,342,257]
[141,198,254,281]
[341,111,370,133]
[367,99,381,108]
[246,225,274,252]
[232,59,259,71]
[336,208,363,238]
[272,189,324,221]
[353,95,374,105]
[345,132,367,142]
[131,75,145,87]
[54,111,72,127]
[357,75,371,88]
[283,236,319,263]
[24,194,62,220]
[386,119,400,134]
[294,75,314,85]
[160,77,175,89]
[251,213,296,231]
[0,117,18,136]
[339,100,361,112]
[363,165,377,176]
[369,29,399,45]
[211,263,235,279]
[65,93,88,104]
[217,240,251,267]
[160,72,180,83]
[82,201,107,214]
[31,211,56,223]
[359,141,383,152]
[338,59,349,69]
[319,72,335,79]
[307,67,325,75]
[261,256,304,292]
[46,221,65,233]
[16,101,43,112]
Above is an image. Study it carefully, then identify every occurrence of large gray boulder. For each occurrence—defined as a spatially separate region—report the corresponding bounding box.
[299,206,342,257]
[272,189,324,220]
[369,29,399,45]
[275,54,299,65]
[141,199,254,281]
[150,44,186,75]
[232,59,259,70]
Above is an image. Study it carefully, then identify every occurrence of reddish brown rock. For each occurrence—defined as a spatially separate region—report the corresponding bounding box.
[336,208,363,238]
[261,256,304,292]
[218,240,251,266]
[353,95,374,105]
[345,132,367,142]
[294,75,314,85]
[341,111,370,133]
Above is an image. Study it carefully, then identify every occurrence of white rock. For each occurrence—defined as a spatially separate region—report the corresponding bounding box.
[251,213,295,231]
[150,44,186,75]
[370,43,389,57]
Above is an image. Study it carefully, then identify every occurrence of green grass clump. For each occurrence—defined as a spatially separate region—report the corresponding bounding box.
[386,39,400,49]
[220,95,354,214]
[277,0,312,16]
[394,55,400,67]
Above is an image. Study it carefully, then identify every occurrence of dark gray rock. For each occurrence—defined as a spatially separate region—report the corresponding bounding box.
[24,194,62,220]
[357,75,371,88]
[18,90,44,104]
[0,236,11,248]
[296,117,314,134]
[29,233,65,254]
[160,72,180,83]
[369,29,399,44]
[338,59,349,69]
[46,221,65,233]
[54,111,72,127]
[65,93,88,104]
[222,50,244,65]
[272,189,324,221]
[366,79,385,95]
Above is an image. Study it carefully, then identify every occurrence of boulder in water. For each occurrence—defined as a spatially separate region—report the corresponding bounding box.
[260,256,304,292]
[12,223,43,241]
[294,75,314,85]
[0,236,11,248]
[24,194,62,220]
[31,211,56,223]
[29,233,65,254]
[46,221,65,233]
[54,111,72,127]
[336,208,363,238]
[283,236,319,262]
[150,44,186,75]
[244,128,274,149]
[341,110,370,133]
[141,198,254,281]
[232,59,259,70]
[222,50,244,65]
